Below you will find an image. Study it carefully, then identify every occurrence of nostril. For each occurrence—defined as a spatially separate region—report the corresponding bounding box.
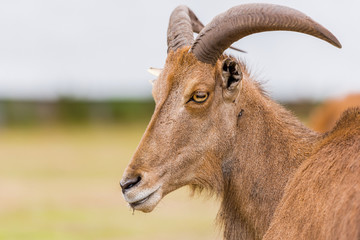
[120,176,141,193]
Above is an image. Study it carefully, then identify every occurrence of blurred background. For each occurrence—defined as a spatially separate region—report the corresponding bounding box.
[0,0,359,239]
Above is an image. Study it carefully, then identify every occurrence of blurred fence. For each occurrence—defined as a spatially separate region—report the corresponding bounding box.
[0,99,155,126]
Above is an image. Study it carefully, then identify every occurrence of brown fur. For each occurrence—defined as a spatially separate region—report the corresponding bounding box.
[264,109,360,240]
[121,47,360,239]
[309,94,360,132]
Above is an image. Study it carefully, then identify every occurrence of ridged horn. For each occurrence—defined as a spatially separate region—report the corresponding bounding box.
[191,4,342,65]
[167,5,204,53]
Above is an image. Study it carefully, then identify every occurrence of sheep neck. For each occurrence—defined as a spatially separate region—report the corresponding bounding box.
[218,79,318,240]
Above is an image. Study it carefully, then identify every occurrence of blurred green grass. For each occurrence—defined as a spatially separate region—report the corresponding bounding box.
[0,123,219,240]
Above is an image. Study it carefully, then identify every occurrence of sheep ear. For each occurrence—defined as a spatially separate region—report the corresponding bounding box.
[148,79,156,86]
[147,67,162,77]
[221,58,242,101]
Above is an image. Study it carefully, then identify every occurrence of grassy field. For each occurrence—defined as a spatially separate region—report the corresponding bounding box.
[0,123,219,240]
[0,99,318,240]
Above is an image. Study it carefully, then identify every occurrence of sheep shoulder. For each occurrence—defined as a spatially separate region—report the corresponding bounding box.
[264,107,360,240]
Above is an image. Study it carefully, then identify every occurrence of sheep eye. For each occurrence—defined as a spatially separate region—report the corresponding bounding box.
[192,91,209,103]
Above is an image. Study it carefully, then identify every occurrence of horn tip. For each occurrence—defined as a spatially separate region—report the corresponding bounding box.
[328,35,342,48]
[331,39,342,49]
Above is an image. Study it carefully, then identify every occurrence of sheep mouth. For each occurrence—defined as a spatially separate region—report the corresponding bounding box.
[129,188,159,209]
[130,194,152,207]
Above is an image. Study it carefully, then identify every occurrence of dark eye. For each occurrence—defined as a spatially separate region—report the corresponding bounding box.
[191,91,209,103]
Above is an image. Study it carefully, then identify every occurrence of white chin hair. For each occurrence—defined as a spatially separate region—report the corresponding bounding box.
[123,186,162,212]
[132,192,162,213]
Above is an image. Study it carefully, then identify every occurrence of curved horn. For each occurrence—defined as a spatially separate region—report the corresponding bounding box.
[167,6,204,53]
[191,4,342,64]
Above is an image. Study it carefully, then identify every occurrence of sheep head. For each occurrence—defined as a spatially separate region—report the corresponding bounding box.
[120,4,341,213]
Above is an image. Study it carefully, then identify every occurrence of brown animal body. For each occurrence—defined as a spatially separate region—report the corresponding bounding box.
[265,109,360,239]
[309,93,360,132]
[120,4,360,239]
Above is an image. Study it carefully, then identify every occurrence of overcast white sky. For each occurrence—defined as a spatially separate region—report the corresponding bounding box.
[0,0,359,101]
